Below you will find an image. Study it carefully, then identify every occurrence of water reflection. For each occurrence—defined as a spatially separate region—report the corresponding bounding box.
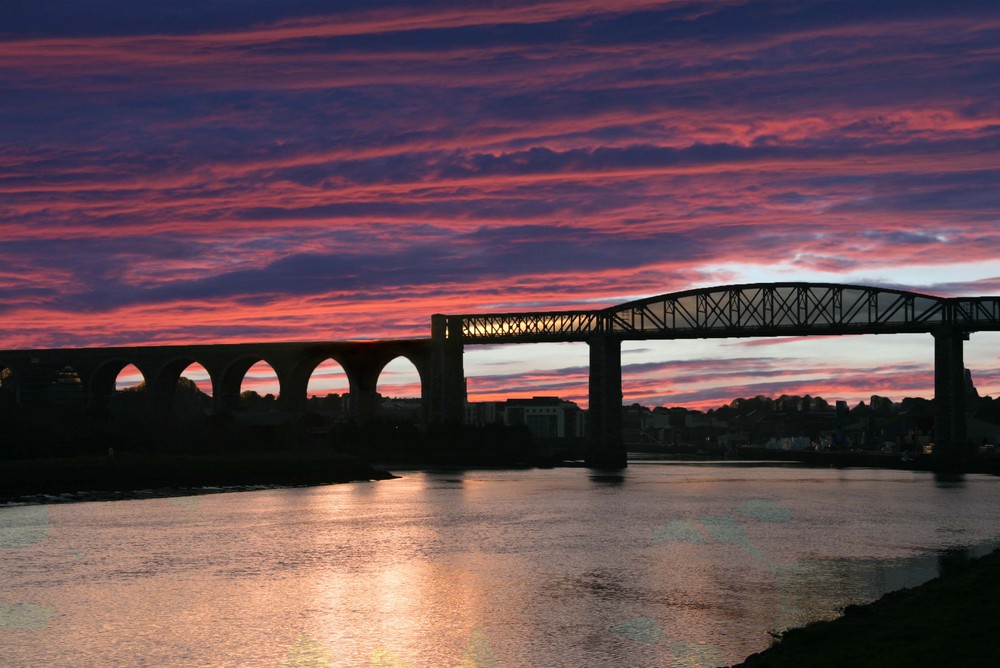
[588,471,626,485]
[934,471,966,488]
[937,545,972,573]
[2,466,1000,667]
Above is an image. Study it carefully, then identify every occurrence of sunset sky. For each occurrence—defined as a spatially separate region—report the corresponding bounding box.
[2,1,998,409]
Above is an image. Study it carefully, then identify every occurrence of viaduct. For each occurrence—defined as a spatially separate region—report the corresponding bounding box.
[2,283,999,468]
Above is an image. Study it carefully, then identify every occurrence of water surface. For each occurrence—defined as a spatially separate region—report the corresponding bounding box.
[2,464,999,667]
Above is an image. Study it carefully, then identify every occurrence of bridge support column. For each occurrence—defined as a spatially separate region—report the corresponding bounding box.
[587,334,625,469]
[933,327,969,466]
[143,379,175,435]
[429,314,465,423]
[272,363,307,414]
[213,369,242,414]
[351,371,379,423]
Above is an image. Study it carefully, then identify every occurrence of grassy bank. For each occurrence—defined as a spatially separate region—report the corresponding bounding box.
[0,450,394,502]
[732,549,1000,667]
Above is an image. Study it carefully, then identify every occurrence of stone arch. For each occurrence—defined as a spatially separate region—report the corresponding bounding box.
[114,363,146,391]
[374,354,426,394]
[149,357,216,415]
[304,357,352,417]
[286,353,357,399]
[218,356,284,412]
[176,361,213,397]
[268,354,356,424]
[374,354,425,421]
[306,357,352,397]
[89,358,148,410]
[239,359,282,410]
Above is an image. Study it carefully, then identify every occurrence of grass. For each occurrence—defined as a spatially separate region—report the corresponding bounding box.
[733,549,1000,667]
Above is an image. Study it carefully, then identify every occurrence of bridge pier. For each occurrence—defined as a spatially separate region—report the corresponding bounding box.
[933,327,969,465]
[587,334,626,469]
[429,314,465,423]
[351,373,379,423]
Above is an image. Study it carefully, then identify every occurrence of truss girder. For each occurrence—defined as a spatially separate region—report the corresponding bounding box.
[460,311,600,343]
[451,283,1000,343]
[604,284,951,338]
[952,297,1000,327]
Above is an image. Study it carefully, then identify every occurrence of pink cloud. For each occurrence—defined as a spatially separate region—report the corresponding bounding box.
[1,1,997,412]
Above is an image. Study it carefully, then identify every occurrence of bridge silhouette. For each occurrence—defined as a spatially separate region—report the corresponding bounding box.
[3,282,999,467]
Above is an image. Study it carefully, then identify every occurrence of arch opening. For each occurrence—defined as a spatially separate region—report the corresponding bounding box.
[239,360,280,412]
[173,361,213,416]
[306,358,350,420]
[109,363,147,417]
[177,362,212,397]
[115,363,145,392]
[375,356,422,422]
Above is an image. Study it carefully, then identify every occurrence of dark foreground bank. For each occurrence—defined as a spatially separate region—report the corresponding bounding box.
[731,548,1000,667]
[0,450,395,504]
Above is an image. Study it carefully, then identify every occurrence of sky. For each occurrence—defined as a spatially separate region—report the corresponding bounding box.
[1,0,999,409]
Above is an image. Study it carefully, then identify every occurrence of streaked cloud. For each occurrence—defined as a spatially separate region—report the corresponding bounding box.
[1,1,998,408]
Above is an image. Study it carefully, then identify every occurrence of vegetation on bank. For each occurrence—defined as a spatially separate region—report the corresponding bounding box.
[0,383,555,499]
[0,376,553,467]
[630,390,1000,454]
[331,420,570,467]
[732,549,1000,667]
[0,449,394,502]
[5,374,999,502]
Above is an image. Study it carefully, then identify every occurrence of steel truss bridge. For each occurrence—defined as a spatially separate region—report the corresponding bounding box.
[450,283,1000,342]
[436,283,1000,467]
[3,283,999,468]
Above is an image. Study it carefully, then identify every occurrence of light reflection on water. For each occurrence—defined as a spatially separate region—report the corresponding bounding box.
[2,464,1000,667]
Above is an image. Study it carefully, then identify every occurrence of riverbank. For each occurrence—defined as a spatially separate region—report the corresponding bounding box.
[735,446,1000,474]
[731,548,1000,667]
[629,446,1000,475]
[0,450,395,504]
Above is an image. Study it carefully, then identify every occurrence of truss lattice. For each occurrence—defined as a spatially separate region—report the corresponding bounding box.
[458,311,600,343]
[451,283,1000,343]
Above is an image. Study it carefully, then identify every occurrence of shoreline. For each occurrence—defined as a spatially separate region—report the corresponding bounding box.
[1,479,397,507]
[5,452,995,506]
[0,450,397,506]
[729,548,1000,667]
[628,447,1000,475]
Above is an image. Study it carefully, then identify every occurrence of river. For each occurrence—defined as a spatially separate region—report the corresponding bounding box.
[2,463,1000,667]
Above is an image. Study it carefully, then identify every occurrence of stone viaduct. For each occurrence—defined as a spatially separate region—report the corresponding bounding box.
[3,282,999,468]
[0,338,439,424]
